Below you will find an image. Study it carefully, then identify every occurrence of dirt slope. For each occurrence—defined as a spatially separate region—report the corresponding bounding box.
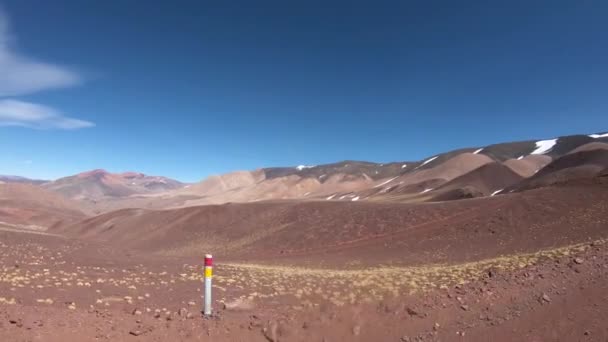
[567,141,608,154]
[0,183,86,228]
[2,179,608,341]
[434,162,524,197]
[512,148,608,191]
[503,154,552,177]
[58,180,608,267]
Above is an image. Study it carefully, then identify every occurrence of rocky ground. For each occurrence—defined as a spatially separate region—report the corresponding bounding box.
[1,226,607,341]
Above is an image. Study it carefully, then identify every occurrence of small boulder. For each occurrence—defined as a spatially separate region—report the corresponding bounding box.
[223,298,255,312]
[262,321,279,342]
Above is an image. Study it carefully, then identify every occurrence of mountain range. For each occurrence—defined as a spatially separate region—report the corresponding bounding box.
[2,132,608,217]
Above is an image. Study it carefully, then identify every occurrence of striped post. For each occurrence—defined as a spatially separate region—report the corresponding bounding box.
[203,254,213,316]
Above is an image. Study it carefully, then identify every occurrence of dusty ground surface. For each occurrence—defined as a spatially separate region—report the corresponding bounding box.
[1,182,608,341]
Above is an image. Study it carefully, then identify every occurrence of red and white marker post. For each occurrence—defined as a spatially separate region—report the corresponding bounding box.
[203,254,213,316]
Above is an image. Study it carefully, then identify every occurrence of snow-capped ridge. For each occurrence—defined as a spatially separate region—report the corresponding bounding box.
[531,139,557,155]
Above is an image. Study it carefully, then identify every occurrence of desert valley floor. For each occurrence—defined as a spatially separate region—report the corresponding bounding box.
[1,178,608,341]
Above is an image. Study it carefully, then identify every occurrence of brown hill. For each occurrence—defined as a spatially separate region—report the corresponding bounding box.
[326,153,494,202]
[432,162,524,199]
[0,175,47,185]
[511,148,608,191]
[567,141,608,154]
[503,155,552,177]
[0,183,86,228]
[43,169,185,201]
[58,181,608,267]
[178,170,264,196]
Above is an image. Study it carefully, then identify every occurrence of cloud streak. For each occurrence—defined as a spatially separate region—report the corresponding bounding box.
[0,8,93,130]
[0,10,81,97]
[0,99,94,129]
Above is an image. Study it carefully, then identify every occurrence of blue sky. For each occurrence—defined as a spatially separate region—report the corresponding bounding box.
[0,1,607,182]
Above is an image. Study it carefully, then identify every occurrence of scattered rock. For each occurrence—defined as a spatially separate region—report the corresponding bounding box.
[186,312,194,319]
[460,305,469,311]
[132,309,142,316]
[400,337,411,342]
[541,293,551,303]
[178,308,188,317]
[188,301,196,306]
[129,330,143,336]
[352,325,361,336]
[223,298,255,311]
[406,307,423,318]
[574,258,584,264]
[262,321,279,342]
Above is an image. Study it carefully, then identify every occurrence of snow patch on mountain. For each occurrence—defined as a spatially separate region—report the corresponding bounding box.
[589,132,608,139]
[531,139,557,155]
[373,176,399,188]
[420,156,438,167]
[491,189,503,196]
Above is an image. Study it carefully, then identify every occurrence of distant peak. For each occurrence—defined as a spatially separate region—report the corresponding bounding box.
[119,172,145,179]
[77,169,109,178]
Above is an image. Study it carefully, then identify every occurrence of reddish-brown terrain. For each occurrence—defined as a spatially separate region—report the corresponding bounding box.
[0,183,85,228]
[2,132,608,341]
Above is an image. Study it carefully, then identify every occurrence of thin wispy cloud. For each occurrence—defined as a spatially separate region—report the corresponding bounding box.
[0,10,81,97]
[0,8,93,130]
[0,99,94,129]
